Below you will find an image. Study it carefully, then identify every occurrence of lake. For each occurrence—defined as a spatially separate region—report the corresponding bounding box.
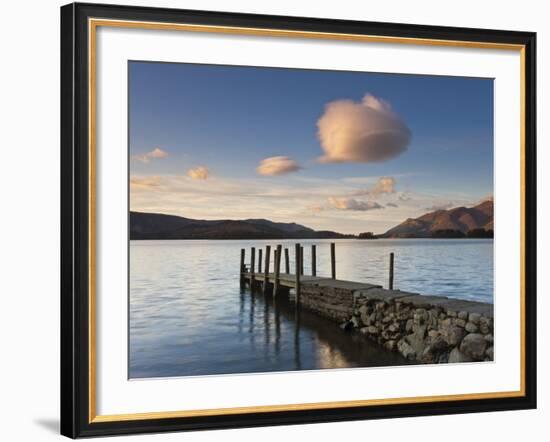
[129,238,493,378]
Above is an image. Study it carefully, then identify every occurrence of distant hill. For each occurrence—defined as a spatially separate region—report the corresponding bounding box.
[382,200,493,238]
[130,212,354,240]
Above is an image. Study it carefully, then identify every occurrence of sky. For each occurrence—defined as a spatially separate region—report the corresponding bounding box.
[129,61,494,234]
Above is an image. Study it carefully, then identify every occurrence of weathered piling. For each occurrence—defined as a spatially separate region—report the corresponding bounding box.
[284,248,290,274]
[311,245,317,276]
[250,247,256,288]
[240,248,245,289]
[330,242,336,279]
[389,252,395,290]
[300,246,304,275]
[263,245,271,295]
[273,244,282,296]
[258,249,262,273]
[295,243,301,307]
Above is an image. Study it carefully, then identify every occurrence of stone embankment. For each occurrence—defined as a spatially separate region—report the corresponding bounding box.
[298,280,493,364]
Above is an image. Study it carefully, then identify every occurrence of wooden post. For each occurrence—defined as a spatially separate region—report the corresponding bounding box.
[240,248,245,289]
[273,244,282,296]
[263,245,271,294]
[258,248,263,273]
[300,246,304,275]
[250,247,256,289]
[295,243,301,307]
[389,252,395,290]
[311,245,316,276]
[284,248,290,274]
[330,242,336,279]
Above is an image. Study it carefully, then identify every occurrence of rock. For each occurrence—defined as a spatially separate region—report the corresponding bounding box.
[468,313,481,324]
[340,320,354,331]
[421,336,448,363]
[485,346,494,360]
[465,322,479,333]
[448,347,474,363]
[384,340,397,351]
[479,316,492,335]
[441,317,453,327]
[413,309,428,325]
[366,325,379,335]
[375,302,386,311]
[350,316,361,328]
[397,339,416,360]
[484,334,494,344]
[405,319,414,332]
[428,329,440,338]
[438,352,450,363]
[388,323,400,333]
[455,318,466,328]
[458,311,468,320]
[359,327,370,335]
[441,325,465,347]
[447,310,457,318]
[479,323,490,335]
[460,333,487,360]
[412,323,427,339]
[367,312,377,325]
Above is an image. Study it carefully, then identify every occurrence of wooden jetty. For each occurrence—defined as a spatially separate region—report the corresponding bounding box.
[239,242,395,312]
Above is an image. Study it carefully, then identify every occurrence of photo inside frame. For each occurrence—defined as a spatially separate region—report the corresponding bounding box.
[128,61,495,380]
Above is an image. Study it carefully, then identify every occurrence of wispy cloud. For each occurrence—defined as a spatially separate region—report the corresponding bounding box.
[317,94,411,163]
[386,202,398,208]
[425,201,454,211]
[328,197,383,211]
[133,147,168,163]
[354,176,397,197]
[130,176,161,189]
[187,166,209,180]
[256,156,301,176]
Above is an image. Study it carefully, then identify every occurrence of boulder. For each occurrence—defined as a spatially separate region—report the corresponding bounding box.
[458,311,469,320]
[441,325,465,347]
[468,313,481,324]
[485,346,494,360]
[460,333,487,360]
[448,347,473,363]
[465,322,479,333]
[397,339,416,360]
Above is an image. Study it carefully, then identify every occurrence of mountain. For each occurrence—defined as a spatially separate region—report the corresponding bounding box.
[130,212,353,240]
[382,200,494,238]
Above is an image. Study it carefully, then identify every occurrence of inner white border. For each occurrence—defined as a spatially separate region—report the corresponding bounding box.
[95,24,521,416]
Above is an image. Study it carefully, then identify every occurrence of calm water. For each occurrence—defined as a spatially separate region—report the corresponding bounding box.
[129,238,493,378]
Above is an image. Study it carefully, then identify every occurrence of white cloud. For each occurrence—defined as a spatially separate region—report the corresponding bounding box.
[256,156,301,176]
[317,94,411,163]
[187,166,209,180]
[328,197,383,211]
[386,202,398,208]
[133,147,168,163]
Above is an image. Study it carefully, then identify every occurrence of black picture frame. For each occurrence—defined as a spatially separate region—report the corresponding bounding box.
[61,2,537,438]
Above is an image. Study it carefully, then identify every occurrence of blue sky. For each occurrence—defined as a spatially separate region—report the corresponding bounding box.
[129,61,493,234]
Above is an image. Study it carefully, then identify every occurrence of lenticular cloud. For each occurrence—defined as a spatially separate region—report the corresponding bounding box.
[317,94,411,163]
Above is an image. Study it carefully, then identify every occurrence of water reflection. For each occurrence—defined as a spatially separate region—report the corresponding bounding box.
[130,239,492,378]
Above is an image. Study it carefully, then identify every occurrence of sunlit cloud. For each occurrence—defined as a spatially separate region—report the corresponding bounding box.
[328,197,383,211]
[256,156,301,176]
[317,94,411,163]
[133,147,168,163]
[425,201,454,211]
[187,166,209,180]
[130,176,161,189]
[386,202,398,208]
[355,176,397,197]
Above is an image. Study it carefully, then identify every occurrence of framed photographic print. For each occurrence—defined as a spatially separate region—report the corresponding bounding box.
[60,2,537,438]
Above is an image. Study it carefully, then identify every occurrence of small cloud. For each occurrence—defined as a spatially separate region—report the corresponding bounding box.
[398,192,412,202]
[130,176,161,189]
[425,201,454,211]
[187,166,209,180]
[386,202,398,208]
[307,204,325,213]
[133,147,168,163]
[328,197,383,211]
[317,94,411,163]
[355,176,397,196]
[256,156,301,176]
